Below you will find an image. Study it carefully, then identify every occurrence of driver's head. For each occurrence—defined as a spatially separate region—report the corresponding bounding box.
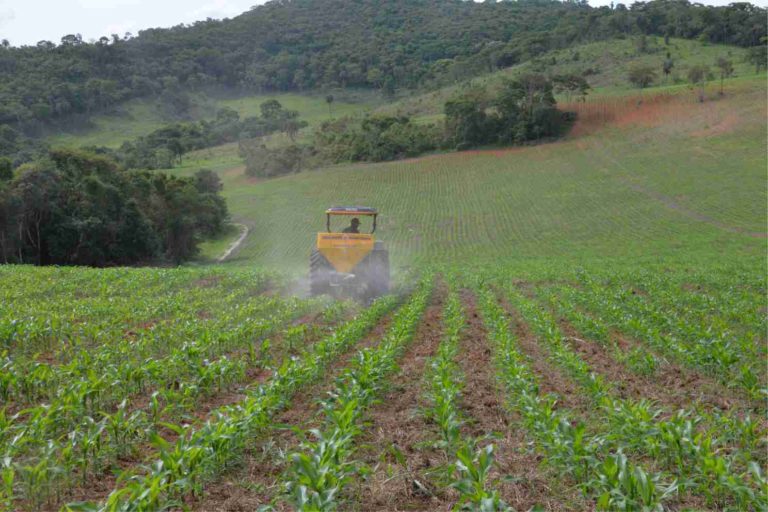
[351,218,360,227]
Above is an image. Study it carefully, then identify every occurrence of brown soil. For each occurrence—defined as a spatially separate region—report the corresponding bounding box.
[558,319,759,416]
[353,283,448,511]
[499,295,591,417]
[185,308,398,512]
[461,291,590,511]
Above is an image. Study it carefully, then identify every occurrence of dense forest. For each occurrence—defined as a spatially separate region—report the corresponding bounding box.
[0,0,765,135]
[0,149,229,265]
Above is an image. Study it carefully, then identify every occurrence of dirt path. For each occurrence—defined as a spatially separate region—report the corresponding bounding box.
[353,284,448,511]
[218,223,249,262]
[187,309,398,511]
[460,291,587,511]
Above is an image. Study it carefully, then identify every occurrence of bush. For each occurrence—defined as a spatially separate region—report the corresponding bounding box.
[314,115,440,163]
[445,75,567,149]
[627,63,657,88]
[240,140,309,177]
[0,149,229,265]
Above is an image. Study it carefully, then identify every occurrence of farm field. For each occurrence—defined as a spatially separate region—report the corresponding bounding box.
[0,262,765,511]
[3,28,767,512]
[160,77,767,272]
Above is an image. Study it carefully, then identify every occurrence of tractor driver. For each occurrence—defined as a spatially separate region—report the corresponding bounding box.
[342,217,360,234]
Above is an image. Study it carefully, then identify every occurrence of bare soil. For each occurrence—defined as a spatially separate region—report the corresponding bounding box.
[353,283,448,511]
[459,290,588,511]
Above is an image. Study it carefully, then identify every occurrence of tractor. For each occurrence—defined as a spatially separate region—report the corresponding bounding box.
[310,206,390,300]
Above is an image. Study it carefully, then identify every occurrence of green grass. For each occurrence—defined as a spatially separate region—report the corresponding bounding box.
[379,37,757,121]
[196,223,246,261]
[188,77,766,273]
[47,90,378,149]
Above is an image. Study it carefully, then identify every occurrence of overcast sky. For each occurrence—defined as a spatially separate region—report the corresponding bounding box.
[1,0,765,47]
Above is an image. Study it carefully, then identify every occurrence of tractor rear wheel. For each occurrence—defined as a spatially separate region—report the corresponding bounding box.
[367,247,390,299]
[309,249,332,297]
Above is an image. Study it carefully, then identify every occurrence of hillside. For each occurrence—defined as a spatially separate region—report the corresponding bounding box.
[46,90,376,149]
[0,0,764,141]
[155,76,766,271]
[378,36,759,121]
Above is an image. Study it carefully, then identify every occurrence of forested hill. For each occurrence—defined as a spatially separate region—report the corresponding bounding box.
[0,0,765,134]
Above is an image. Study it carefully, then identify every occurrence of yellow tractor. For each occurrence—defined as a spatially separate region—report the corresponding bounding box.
[310,206,390,300]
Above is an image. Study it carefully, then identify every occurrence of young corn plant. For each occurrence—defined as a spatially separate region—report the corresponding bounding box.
[283,277,434,511]
[66,292,401,511]
[474,279,672,510]
[506,282,764,509]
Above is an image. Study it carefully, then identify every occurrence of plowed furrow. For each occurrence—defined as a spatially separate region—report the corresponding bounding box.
[459,290,587,511]
[354,284,447,511]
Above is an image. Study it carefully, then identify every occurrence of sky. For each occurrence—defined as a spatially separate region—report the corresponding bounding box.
[0,0,766,47]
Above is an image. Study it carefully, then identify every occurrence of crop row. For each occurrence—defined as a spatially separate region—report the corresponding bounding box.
[422,282,509,510]
[475,282,676,510]
[58,292,401,512]
[2,297,337,510]
[2,293,316,407]
[558,273,765,400]
[0,268,277,358]
[281,276,433,510]
[503,282,766,509]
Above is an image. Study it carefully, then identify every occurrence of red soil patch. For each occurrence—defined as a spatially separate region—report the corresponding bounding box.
[564,91,698,137]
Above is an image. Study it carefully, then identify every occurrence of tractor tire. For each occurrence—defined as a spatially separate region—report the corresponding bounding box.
[309,249,332,297]
[366,245,390,299]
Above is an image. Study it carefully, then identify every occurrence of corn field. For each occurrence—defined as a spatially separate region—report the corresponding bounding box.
[0,263,765,511]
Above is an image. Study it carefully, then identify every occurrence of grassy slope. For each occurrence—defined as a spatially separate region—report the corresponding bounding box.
[171,77,766,271]
[47,91,378,149]
[40,37,766,268]
[379,37,755,120]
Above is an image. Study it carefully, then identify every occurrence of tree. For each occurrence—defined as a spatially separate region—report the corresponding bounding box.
[662,53,674,82]
[325,95,334,117]
[627,63,657,88]
[715,57,734,95]
[0,158,12,181]
[260,99,284,120]
[746,44,766,73]
[194,168,223,194]
[552,74,591,102]
[444,89,493,150]
[687,65,711,102]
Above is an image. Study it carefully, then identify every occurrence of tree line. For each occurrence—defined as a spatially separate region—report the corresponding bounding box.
[241,74,571,176]
[0,149,229,265]
[95,100,306,170]
[0,0,764,134]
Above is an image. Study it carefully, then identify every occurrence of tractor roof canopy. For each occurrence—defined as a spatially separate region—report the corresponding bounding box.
[326,206,377,216]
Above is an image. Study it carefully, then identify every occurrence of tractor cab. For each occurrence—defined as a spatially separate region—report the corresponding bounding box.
[310,206,389,300]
